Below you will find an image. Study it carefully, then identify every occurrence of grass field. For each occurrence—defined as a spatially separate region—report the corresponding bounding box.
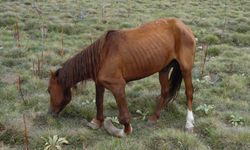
[0,0,250,149]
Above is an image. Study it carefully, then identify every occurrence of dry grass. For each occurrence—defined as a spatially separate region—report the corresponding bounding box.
[0,0,250,149]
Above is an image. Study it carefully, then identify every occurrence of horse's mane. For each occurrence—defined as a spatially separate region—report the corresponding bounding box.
[56,32,109,89]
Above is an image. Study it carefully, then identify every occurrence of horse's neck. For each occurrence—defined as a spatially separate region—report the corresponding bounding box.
[58,52,92,89]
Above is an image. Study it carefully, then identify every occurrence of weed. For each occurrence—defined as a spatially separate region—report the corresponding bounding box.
[228,114,245,127]
[195,104,215,115]
[207,46,221,57]
[201,34,220,44]
[106,116,119,124]
[231,33,250,46]
[42,135,69,150]
[0,0,250,149]
[136,109,149,120]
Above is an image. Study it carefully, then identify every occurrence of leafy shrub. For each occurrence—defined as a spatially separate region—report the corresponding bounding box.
[235,23,250,33]
[228,114,244,127]
[106,116,119,124]
[231,33,250,46]
[195,104,215,115]
[194,28,207,40]
[42,135,69,150]
[136,109,149,120]
[207,46,221,56]
[201,34,220,44]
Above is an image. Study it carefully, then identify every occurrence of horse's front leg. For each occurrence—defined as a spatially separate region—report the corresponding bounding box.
[100,77,132,137]
[88,84,105,129]
[112,83,132,136]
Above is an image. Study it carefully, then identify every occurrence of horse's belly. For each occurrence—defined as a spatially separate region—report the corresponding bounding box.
[120,30,175,81]
[122,50,170,81]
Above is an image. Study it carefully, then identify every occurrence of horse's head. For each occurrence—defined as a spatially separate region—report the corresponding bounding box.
[47,70,71,116]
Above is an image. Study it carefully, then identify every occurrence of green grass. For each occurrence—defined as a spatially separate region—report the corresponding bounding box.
[0,0,250,149]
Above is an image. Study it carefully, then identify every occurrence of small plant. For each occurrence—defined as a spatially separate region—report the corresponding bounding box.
[106,116,119,124]
[201,34,220,45]
[228,114,244,127]
[136,109,149,120]
[207,47,221,57]
[42,135,69,150]
[195,104,215,115]
[81,99,95,105]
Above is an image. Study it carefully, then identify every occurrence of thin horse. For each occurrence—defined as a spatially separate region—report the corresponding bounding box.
[48,18,196,137]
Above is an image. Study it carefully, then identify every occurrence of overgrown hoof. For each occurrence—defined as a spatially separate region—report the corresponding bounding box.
[103,118,132,138]
[87,118,103,129]
[185,127,194,133]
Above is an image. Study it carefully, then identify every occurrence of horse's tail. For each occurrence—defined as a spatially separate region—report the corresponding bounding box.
[165,60,182,102]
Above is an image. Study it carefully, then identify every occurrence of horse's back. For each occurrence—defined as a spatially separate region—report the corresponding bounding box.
[100,18,195,81]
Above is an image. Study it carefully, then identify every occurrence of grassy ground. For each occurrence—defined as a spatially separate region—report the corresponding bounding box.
[0,0,250,149]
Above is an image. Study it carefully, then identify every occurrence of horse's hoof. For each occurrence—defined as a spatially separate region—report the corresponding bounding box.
[124,124,133,135]
[147,115,158,126]
[146,120,156,127]
[87,118,102,129]
[104,119,127,138]
[185,127,194,133]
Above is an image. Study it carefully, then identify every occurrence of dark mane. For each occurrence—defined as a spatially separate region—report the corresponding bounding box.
[56,33,108,89]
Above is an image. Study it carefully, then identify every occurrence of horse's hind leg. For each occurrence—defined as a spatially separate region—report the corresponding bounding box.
[148,70,170,124]
[178,55,195,132]
[181,69,195,132]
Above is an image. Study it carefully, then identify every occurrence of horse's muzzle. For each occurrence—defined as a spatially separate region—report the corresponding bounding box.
[48,107,59,117]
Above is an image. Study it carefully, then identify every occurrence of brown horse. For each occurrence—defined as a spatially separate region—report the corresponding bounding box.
[48,18,196,137]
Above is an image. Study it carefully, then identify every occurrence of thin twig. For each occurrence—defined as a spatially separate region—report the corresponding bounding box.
[13,21,20,48]
[17,76,26,104]
[23,114,29,150]
[200,43,208,78]
[60,27,64,56]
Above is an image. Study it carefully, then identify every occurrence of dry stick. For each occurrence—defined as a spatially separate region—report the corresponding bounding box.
[100,0,106,21]
[32,61,35,75]
[222,0,228,40]
[14,21,20,48]
[40,25,47,77]
[41,26,44,76]
[127,0,131,17]
[41,51,44,77]
[23,114,29,150]
[200,43,208,78]
[37,59,41,77]
[60,27,64,56]
[16,76,27,105]
[101,0,104,20]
